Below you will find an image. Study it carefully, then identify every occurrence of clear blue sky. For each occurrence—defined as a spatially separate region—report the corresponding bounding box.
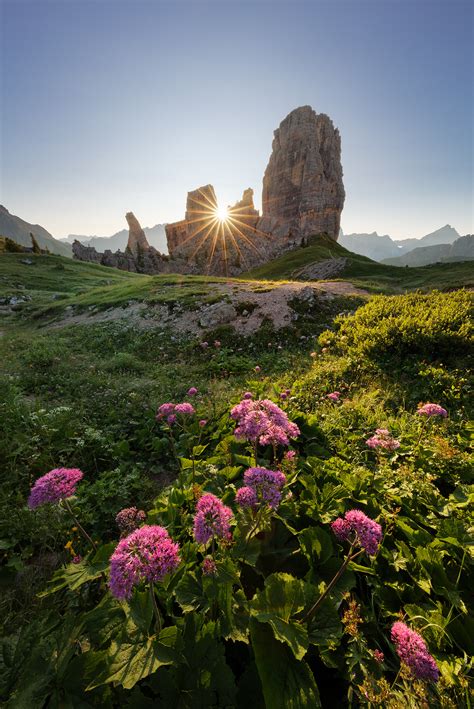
[1,0,473,239]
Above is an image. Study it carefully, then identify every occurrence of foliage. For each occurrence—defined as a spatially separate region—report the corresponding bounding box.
[0,273,473,706]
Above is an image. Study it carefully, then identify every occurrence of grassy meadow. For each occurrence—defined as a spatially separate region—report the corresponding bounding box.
[0,250,472,707]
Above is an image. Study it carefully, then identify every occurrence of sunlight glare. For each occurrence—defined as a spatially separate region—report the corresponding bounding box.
[215,203,229,222]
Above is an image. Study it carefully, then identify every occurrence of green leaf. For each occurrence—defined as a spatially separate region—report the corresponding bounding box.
[250,619,321,708]
[173,571,207,612]
[299,527,333,565]
[129,589,153,635]
[251,573,309,660]
[87,627,179,690]
[38,542,115,597]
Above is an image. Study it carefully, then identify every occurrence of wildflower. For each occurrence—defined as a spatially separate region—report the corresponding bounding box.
[391,621,439,682]
[193,493,233,545]
[156,402,175,419]
[109,525,180,600]
[200,341,209,349]
[115,507,146,536]
[175,402,195,415]
[230,398,300,447]
[284,450,296,460]
[243,391,253,400]
[167,414,177,425]
[214,340,221,348]
[373,649,384,664]
[240,467,287,510]
[310,352,316,358]
[235,486,258,509]
[72,555,82,564]
[28,468,84,509]
[254,365,261,372]
[199,419,207,427]
[416,403,448,418]
[366,429,400,451]
[280,392,288,400]
[331,509,382,555]
[321,347,328,353]
[202,557,218,576]
[187,387,198,396]
[327,391,341,402]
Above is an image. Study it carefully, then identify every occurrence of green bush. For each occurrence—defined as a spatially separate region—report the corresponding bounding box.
[319,290,473,363]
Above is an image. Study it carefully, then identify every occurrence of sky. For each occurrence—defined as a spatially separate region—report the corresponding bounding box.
[1,0,473,240]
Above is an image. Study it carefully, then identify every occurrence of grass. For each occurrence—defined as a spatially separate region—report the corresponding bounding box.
[244,235,474,293]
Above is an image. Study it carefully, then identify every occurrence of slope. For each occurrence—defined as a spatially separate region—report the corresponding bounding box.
[0,206,73,258]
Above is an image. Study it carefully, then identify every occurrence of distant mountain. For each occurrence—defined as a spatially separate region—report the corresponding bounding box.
[395,225,461,254]
[61,224,168,253]
[382,235,474,267]
[0,205,72,257]
[339,231,402,261]
[339,224,463,263]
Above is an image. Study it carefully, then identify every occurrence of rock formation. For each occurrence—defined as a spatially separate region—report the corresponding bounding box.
[166,186,267,275]
[74,106,345,276]
[258,105,344,243]
[126,212,150,255]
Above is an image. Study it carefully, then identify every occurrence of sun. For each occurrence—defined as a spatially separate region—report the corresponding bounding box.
[215,203,229,222]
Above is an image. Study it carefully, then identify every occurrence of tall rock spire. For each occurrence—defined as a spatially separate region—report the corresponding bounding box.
[126,212,150,254]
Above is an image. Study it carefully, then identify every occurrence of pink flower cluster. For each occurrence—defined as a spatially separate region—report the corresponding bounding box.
[156,401,195,424]
[28,468,83,509]
[109,525,180,600]
[236,467,286,510]
[366,428,400,451]
[230,398,300,447]
[115,507,146,536]
[202,557,218,576]
[331,509,382,555]
[193,493,233,545]
[416,403,447,418]
[391,621,439,682]
[327,391,341,402]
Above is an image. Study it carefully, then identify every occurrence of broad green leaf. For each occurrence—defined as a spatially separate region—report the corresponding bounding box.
[129,589,153,635]
[299,527,333,564]
[87,627,179,690]
[250,619,321,708]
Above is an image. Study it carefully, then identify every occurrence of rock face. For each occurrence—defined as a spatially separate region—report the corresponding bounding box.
[258,106,344,244]
[166,186,266,275]
[126,212,151,255]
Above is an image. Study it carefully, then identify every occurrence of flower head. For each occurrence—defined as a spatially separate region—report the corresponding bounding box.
[327,391,341,402]
[193,493,233,545]
[187,387,198,396]
[373,649,384,664]
[243,391,253,400]
[231,398,300,448]
[391,621,439,682]
[366,429,400,451]
[416,403,447,418]
[28,468,83,509]
[167,414,177,425]
[156,402,175,419]
[109,525,180,600]
[202,557,218,576]
[115,507,146,536]
[240,467,287,510]
[331,509,382,555]
[72,555,82,564]
[199,419,207,427]
[174,402,195,415]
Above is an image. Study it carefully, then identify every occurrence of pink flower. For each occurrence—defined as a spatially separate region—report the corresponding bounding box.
[373,649,384,664]
[284,450,296,460]
[280,392,288,400]
[156,402,175,419]
[175,402,195,415]
[366,429,400,451]
[72,555,82,564]
[187,387,198,396]
[28,468,84,509]
[200,341,209,349]
[167,414,177,424]
[327,391,341,402]
[331,509,382,555]
[416,403,448,418]
[109,525,180,600]
[230,398,300,448]
[243,391,253,400]
[214,340,221,348]
[202,557,218,576]
[391,621,439,682]
[115,507,146,536]
[193,493,233,545]
[199,419,207,427]
[254,365,261,372]
[238,467,286,510]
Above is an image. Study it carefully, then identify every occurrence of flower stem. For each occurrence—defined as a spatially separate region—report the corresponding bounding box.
[63,498,97,553]
[149,584,162,634]
[304,546,362,623]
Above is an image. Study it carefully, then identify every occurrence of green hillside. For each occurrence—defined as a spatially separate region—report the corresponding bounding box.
[244,234,474,292]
